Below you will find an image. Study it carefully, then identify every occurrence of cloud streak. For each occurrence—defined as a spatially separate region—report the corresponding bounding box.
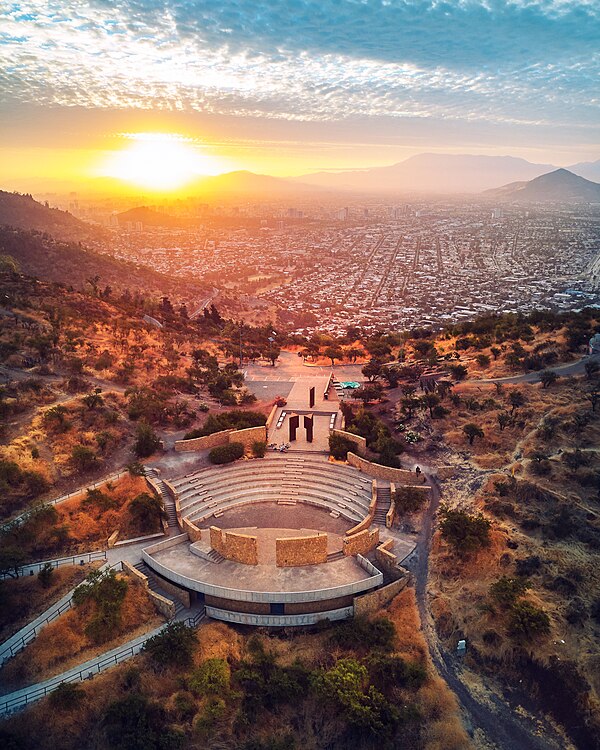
[0,1,598,140]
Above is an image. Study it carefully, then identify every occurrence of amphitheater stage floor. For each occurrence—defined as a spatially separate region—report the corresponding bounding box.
[203,502,352,536]
[148,539,372,594]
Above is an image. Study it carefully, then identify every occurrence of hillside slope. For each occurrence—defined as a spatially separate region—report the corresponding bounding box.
[0,191,102,242]
[484,168,600,202]
[0,225,207,299]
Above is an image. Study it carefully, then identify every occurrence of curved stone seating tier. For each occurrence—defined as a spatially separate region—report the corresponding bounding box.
[177,474,371,514]
[177,477,370,508]
[176,468,370,498]
[186,490,364,526]
[171,457,373,529]
[170,459,371,492]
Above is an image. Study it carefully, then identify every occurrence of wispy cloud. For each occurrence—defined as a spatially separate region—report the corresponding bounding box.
[0,1,598,135]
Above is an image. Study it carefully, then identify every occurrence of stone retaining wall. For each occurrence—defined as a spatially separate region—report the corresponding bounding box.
[275,533,328,567]
[345,481,377,536]
[175,429,232,452]
[232,425,267,450]
[347,452,428,485]
[121,561,177,619]
[174,425,267,453]
[386,482,396,528]
[343,527,379,556]
[330,429,367,456]
[353,576,409,617]
[265,403,279,430]
[210,526,259,565]
[182,517,202,542]
[374,538,405,577]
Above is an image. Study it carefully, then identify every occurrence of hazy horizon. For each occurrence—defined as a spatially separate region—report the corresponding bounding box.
[1,1,600,196]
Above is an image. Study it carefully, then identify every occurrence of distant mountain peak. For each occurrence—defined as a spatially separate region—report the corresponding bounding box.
[484,168,600,202]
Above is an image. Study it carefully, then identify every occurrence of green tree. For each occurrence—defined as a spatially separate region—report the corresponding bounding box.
[133,422,161,458]
[448,363,468,381]
[73,569,128,643]
[362,361,382,382]
[508,601,551,640]
[0,544,27,578]
[463,423,484,445]
[489,576,529,607]
[539,369,558,389]
[497,411,511,431]
[103,693,183,750]
[329,433,355,460]
[129,493,164,530]
[439,507,491,554]
[82,387,104,410]
[508,390,525,414]
[421,392,440,418]
[355,382,384,404]
[70,444,97,471]
[143,622,197,668]
[188,658,230,696]
[323,345,344,366]
[37,562,55,588]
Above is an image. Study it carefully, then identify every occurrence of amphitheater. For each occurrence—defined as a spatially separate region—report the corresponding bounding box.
[142,376,423,627]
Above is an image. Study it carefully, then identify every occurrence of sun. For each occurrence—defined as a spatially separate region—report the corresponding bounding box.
[98,133,225,191]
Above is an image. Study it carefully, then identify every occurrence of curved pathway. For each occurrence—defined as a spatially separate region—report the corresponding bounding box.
[468,352,599,385]
[409,467,570,749]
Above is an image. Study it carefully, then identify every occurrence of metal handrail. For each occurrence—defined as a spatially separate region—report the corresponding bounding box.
[0,607,205,716]
[0,550,107,580]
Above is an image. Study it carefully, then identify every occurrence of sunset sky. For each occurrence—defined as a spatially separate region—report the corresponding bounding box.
[1,1,599,192]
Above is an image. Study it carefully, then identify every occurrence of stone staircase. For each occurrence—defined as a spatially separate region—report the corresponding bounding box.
[373,485,391,525]
[327,550,345,562]
[146,468,179,529]
[133,561,185,618]
[206,549,225,564]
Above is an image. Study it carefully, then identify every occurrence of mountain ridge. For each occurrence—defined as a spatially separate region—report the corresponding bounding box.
[483,168,600,202]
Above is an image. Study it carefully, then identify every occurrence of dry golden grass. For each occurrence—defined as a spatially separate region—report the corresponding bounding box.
[0,563,101,642]
[1,577,161,689]
[54,474,151,549]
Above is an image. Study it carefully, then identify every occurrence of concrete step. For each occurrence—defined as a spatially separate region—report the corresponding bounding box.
[327,550,345,562]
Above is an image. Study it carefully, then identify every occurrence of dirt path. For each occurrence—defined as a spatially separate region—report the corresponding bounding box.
[410,470,569,749]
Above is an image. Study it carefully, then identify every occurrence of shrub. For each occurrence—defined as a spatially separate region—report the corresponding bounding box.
[73,569,128,644]
[70,444,97,471]
[368,654,426,694]
[184,410,266,440]
[489,576,529,607]
[133,422,161,458]
[515,556,542,577]
[439,507,491,555]
[508,601,551,639]
[49,681,84,709]
[315,658,400,737]
[448,363,468,380]
[209,442,244,464]
[394,486,426,514]
[37,562,54,588]
[188,658,230,696]
[330,616,395,653]
[129,492,164,531]
[251,440,267,458]
[143,622,197,668]
[103,693,184,750]
[329,433,355,460]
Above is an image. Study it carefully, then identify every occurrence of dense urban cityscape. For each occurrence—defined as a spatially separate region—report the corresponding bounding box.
[78,201,600,335]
